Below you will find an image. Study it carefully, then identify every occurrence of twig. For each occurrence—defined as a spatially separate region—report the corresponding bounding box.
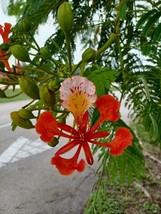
[134,181,153,202]
[143,151,161,165]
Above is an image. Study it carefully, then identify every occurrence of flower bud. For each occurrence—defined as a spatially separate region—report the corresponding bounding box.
[48,138,59,147]
[57,2,73,34]
[18,19,31,32]
[11,111,34,129]
[48,78,60,91]
[19,76,40,99]
[39,85,55,107]
[0,89,6,98]
[18,109,35,119]
[82,48,96,62]
[10,45,30,62]
[40,47,51,58]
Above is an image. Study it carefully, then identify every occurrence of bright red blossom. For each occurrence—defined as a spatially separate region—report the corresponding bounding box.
[35,76,133,175]
[0,23,12,72]
[0,23,12,43]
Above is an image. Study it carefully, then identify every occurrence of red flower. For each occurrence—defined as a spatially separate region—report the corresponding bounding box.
[0,23,12,72]
[51,145,86,175]
[35,76,133,175]
[0,23,12,43]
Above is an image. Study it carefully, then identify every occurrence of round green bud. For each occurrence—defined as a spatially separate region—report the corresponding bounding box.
[82,48,96,62]
[11,111,34,129]
[39,85,55,107]
[18,19,31,32]
[19,76,40,99]
[48,78,60,91]
[18,109,35,119]
[10,45,30,62]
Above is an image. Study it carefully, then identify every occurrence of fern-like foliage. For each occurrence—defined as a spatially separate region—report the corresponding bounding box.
[124,67,161,147]
[92,119,144,183]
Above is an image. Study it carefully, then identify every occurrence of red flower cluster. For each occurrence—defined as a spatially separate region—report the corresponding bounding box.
[36,76,133,175]
[0,23,12,72]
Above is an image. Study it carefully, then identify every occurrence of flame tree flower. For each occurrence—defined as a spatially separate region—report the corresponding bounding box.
[35,76,133,175]
[0,23,12,72]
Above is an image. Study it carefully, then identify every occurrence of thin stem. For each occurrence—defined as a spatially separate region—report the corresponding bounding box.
[96,33,118,58]
[65,33,72,73]
[6,91,23,98]
[28,32,40,51]
[71,60,83,75]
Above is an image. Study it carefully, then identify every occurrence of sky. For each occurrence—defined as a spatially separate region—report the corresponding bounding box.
[0,5,55,46]
[0,4,82,63]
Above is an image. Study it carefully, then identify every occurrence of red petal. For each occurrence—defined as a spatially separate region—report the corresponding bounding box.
[107,127,133,155]
[55,140,79,155]
[96,94,120,122]
[51,145,85,175]
[58,122,78,136]
[82,142,94,165]
[80,111,89,132]
[0,23,12,43]
[35,111,60,142]
[87,131,109,139]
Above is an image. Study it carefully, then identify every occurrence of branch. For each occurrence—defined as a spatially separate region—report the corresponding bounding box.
[134,181,154,202]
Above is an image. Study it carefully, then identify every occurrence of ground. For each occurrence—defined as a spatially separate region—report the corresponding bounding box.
[83,125,161,214]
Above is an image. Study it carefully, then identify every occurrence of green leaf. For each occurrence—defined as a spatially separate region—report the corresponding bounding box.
[142,11,161,36]
[136,9,157,29]
[119,2,126,20]
[84,67,119,96]
[152,22,161,42]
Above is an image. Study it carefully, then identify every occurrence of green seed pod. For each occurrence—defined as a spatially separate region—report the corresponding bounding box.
[48,78,60,91]
[18,19,31,32]
[40,47,51,58]
[0,89,6,98]
[19,76,40,99]
[39,85,55,107]
[82,48,96,62]
[11,111,34,129]
[48,138,59,147]
[10,45,30,62]
[18,109,35,119]
[57,2,73,34]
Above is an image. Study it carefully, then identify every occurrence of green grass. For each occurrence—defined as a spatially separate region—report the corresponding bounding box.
[83,122,161,214]
[83,176,161,214]
[0,88,30,103]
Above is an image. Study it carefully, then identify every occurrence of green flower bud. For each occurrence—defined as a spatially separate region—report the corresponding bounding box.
[82,48,96,62]
[10,45,30,62]
[48,138,59,147]
[11,111,34,129]
[0,89,6,98]
[18,109,35,119]
[57,2,73,34]
[48,78,60,91]
[19,76,40,99]
[39,85,55,107]
[18,19,31,32]
[40,47,51,58]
